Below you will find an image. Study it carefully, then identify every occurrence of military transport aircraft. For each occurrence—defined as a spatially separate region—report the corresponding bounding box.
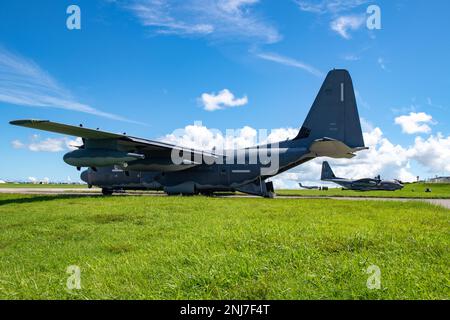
[298,183,320,190]
[320,161,404,191]
[10,69,367,197]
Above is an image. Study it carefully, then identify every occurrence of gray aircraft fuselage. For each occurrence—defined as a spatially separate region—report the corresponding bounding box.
[81,143,313,196]
[12,69,367,197]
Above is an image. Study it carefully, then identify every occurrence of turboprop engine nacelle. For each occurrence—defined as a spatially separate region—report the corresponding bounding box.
[63,149,145,168]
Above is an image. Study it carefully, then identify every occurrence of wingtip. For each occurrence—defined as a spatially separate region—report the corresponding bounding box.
[9,119,49,126]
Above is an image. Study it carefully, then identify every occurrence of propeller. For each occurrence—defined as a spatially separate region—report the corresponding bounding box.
[69,138,85,149]
[69,144,84,149]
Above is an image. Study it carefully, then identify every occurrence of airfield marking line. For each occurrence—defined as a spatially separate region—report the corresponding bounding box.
[0,188,449,209]
[288,196,450,210]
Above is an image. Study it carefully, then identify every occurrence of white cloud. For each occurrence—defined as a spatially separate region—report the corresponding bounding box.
[359,117,374,132]
[28,138,66,152]
[200,89,248,111]
[28,177,37,183]
[395,112,435,134]
[11,135,83,153]
[256,52,324,77]
[407,134,450,173]
[266,128,298,143]
[330,15,365,39]
[0,46,137,123]
[28,176,51,184]
[124,0,281,44]
[160,122,299,153]
[162,122,226,150]
[296,1,369,40]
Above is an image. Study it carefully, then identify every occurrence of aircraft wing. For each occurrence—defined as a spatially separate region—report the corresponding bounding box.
[10,120,123,139]
[9,120,219,163]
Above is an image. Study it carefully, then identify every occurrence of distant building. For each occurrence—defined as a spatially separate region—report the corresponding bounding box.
[428,176,450,183]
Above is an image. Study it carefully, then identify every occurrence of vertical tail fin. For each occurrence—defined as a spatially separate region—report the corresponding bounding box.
[294,69,365,149]
[321,161,336,180]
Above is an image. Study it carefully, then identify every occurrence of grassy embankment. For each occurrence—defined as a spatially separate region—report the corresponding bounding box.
[0,194,448,299]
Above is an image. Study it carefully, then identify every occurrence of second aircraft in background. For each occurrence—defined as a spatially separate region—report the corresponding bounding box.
[321,161,404,191]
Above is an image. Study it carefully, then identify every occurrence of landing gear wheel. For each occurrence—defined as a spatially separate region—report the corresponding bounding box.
[264,192,276,199]
[102,188,113,196]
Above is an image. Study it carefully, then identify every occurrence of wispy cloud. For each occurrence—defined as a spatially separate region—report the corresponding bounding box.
[200,89,248,111]
[427,97,447,110]
[377,57,389,71]
[295,0,368,14]
[256,52,324,78]
[0,46,138,123]
[341,45,370,61]
[343,54,360,61]
[355,90,371,109]
[330,15,365,39]
[122,0,281,44]
[296,1,368,39]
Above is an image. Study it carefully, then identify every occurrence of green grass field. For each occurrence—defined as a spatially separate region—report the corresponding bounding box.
[0,183,87,188]
[0,194,448,300]
[277,183,450,199]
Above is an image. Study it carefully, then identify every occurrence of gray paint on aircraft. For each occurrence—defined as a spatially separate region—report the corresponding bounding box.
[11,69,367,197]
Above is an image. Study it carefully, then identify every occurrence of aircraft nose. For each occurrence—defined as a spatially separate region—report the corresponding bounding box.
[80,170,89,183]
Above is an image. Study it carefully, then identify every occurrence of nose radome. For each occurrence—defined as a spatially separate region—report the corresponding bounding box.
[80,170,89,183]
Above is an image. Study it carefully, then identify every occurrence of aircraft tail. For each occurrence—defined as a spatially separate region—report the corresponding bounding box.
[321,161,336,180]
[293,69,365,149]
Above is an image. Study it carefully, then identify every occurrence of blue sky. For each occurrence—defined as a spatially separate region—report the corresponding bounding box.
[0,0,449,185]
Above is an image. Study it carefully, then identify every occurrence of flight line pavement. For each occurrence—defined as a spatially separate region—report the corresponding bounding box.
[0,187,449,209]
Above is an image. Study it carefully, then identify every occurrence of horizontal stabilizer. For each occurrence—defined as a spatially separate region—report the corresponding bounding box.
[310,138,368,159]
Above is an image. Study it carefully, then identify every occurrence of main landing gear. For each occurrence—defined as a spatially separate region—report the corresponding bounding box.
[101,188,113,196]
